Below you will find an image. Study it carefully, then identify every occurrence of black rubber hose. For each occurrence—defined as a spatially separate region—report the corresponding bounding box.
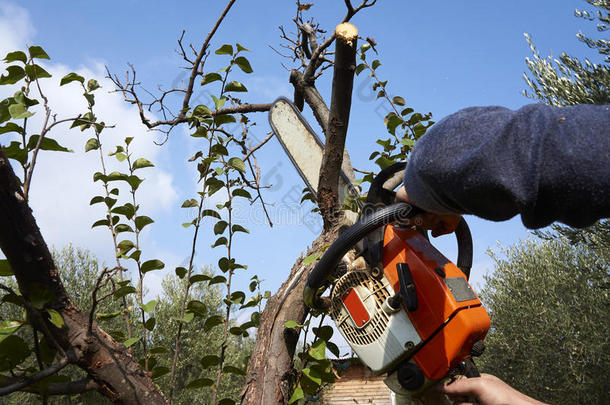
[304,204,474,309]
[305,203,422,307]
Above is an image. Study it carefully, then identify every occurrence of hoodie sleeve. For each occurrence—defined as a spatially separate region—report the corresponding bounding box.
[403,103,610,229]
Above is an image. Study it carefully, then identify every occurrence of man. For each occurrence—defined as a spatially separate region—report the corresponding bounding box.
[397,103,610,405]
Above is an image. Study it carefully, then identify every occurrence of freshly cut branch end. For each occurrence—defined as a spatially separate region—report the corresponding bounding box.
[335,23,358,44]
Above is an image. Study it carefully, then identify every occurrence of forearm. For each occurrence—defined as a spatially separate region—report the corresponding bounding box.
[404,104,610,228]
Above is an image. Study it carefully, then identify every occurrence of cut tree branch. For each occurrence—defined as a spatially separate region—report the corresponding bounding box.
[317,23,358,229]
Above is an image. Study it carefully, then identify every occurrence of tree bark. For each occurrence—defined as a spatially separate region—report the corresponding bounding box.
[243,23,359,405]
[0,149,167,404]
[240,224,344,404]
[317,23,358,230]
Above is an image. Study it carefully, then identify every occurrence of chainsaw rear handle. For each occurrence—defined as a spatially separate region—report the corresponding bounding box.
[303,203,473,310]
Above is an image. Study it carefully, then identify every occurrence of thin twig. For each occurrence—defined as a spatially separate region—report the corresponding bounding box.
[0,357,69,396]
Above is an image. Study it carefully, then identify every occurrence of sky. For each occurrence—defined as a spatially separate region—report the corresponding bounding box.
[0,1,602,349]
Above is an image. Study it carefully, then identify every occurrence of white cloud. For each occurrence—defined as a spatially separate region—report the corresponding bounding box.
[0,2,34,55]
[0,4,179,284]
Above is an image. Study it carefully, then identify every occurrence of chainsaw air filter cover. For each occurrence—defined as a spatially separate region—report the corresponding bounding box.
[330,270,422,373]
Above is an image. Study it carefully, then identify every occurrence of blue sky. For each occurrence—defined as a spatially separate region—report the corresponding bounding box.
[0,0,601,303]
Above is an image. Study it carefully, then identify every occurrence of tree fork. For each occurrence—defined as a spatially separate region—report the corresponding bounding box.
[0,148,168,404]
[317,23,358,230]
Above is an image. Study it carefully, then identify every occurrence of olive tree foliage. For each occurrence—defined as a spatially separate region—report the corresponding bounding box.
[523,0,610,105]
[478,235,609,404]
[478,1,610,403]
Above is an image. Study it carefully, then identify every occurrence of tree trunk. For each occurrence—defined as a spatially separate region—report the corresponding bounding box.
[0,149,167,404]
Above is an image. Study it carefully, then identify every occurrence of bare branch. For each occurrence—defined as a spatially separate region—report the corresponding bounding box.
[0,357,69,396]
[181,0,237,113]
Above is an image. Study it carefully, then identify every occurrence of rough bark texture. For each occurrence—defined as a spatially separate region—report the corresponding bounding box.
[317,23,358,230]
[243,23,360,405]
[241,224,344,405]
[0,149,167,404]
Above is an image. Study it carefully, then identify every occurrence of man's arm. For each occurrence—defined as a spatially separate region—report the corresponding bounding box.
[403,104,610,228]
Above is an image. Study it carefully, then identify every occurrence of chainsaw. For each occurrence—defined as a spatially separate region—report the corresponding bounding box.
[303,162,491,404]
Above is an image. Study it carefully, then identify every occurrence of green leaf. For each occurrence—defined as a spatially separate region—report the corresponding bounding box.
[193,104,212,117]
[303,252,322,265]
[234,56,253,73]
[181,199,199,208]
[151,366,169,379]
[25,64,52,79]
[215,44,233,55]
[96,310,121,321]
[145,317,156,331]
[91,219,109,228]
[231,224,249,234]
[236,43,250,52]
[0,335,31,371]
[0,320,23,342]
[3,141,27,164]
[229,291,245,304]
[3,51,27,64]
[8,103,34,119]
[288,385,304,404]
[202,209,221,219]
[141,259,165,273]
[224,81,247,92]
[309,339,326,361]
[189,274,211,285]
[185,377,214,389]
[175,267,187,278]
[141,300,157,313]
[392,96,406,106]
[218,257,230,272]
[355,63,366,75]
[127,175,144,190]
[87,79,100,91]
[132,158,154,170]
[372,59,382,70]
[211,95,226,110]
[284,320,299,328]
[60,72,85,86]
[135,215,154,231]
[200,354,220,368]
[0,260,13,276]
[313,325,333,341]
[223,365,246,375]
[209,275,227,285]
[112,204,136,220]
[117,239,135,255]
[177,312,194,323]
[232,188,252,199]
[0,65,26,85]
[228,157,246,173]
[212,236,228,248]
[190,127,208,138]
[0,122,24,135]
[203,315,224,332]
[83,92,95,107]
[213,115,236,128]
[201,72,222,86]
[124,337,140,348]
[28,46,50,60]
[149,346,168,354]
[214,220,228,235]
[26,135,72,152]
[401,107,414,116]
[206,177,225,196]
[46,309,64,328]
[186,300,206,316]
[114,224,133,234]
[114,285,137,299]
[327,341,340,357]
[85,137,100,152]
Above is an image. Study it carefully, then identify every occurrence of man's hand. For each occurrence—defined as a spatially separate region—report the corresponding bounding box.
[438,374,548,405]
[395,186,461,237]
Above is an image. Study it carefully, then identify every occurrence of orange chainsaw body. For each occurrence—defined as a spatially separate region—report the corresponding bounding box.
[382,226,491,380]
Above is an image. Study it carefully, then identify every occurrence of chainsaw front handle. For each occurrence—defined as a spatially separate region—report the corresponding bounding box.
[303,203,473,310]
